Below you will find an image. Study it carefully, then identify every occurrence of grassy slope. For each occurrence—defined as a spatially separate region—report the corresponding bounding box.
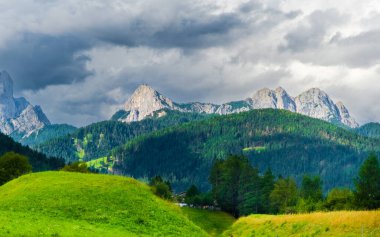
[223,211,380,237]
[0,172,207,237]
[181,207,235,236]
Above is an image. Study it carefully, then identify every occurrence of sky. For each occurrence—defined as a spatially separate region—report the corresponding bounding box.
[0,0,379,127]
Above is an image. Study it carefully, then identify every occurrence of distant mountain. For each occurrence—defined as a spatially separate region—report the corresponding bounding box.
[0,132,64,171]
[110,109,378,192]
[0,71,50,136]
[355,123,380,139]
[114,84,359,128]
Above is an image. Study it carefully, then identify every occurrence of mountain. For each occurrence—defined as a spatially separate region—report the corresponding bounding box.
[0,71,51,136]
[0,132,64,171]
[109,109,378,192]
[355,122,380,139]
[114,85,358,128]
[36,110,212,163]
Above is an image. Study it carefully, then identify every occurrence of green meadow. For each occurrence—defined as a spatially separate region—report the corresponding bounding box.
[0,172,207,237]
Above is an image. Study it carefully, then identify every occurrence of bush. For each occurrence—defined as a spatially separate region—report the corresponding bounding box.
[61,161,90,173]
[325,188,354,210]
[0,152,32,185]
[149,176,173,200]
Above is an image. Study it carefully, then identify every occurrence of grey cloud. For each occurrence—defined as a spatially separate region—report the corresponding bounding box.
[279,9,346,52]
[0,33,93,91]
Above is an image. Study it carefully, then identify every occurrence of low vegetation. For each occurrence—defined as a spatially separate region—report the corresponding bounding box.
[223,211,380,237]
[181,207,235,237]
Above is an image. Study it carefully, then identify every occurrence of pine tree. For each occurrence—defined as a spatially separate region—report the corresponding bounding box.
[354,153,380,209]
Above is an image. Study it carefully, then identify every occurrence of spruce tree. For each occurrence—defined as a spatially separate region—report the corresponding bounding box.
[354,153,380,209]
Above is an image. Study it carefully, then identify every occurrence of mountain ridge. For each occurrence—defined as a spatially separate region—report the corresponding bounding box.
[115,84,359,128]
[0,70,51,136]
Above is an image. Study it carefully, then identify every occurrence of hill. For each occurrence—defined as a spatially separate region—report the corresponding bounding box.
[222,211,380,236]
[36,110,211,163]
[110,109,379,192]
[0,132,63,171]
[0,172,207,237]
[356,122,380,139]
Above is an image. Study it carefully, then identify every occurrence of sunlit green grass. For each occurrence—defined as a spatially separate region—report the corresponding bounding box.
[181,207,235,236]
[0,172,207,237]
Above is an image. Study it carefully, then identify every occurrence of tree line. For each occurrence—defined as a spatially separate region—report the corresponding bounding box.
[184,153,380,217]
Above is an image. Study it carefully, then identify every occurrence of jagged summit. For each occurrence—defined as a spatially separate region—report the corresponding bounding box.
[0,71,51,136]
[122,84,178,122]
[114,84,359,128]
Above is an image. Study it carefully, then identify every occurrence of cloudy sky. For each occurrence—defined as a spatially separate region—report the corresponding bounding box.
[0,0,379,126]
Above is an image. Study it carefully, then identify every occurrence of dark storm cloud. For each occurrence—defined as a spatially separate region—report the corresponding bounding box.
[93,12,244,49]
[0,33,93,91]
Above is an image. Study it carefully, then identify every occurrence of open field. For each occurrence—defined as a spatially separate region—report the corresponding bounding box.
[223,211,380,237]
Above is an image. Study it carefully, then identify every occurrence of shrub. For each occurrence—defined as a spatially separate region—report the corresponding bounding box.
[0,152,32,185]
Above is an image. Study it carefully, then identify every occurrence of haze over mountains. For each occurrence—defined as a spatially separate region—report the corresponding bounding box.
[115,84,359,128]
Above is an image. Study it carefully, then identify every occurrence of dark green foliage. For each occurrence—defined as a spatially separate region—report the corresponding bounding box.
[186,185,200,197]
[354,153,380,209]
[355,123,380,139]
[184,185,213,206]
[185,185,200,205]
[237,162,261,216]
[111,109,380,192]
[210,155,248,217]
[11,124,77,146]
[0,132,64,171]
[325,188,354,210]
[270,177,298,214]
[61,161,90,173]
[149,176,173,200]
[300,175,323,202]
[37,110,211,163]
[260,169,275,213]
[0,152,32,185]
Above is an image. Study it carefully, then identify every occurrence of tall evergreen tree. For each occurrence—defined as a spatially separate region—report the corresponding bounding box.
[270,177,298,213]
[260,169,275,213]
[237,164,261,216]
[300,175,323,202]
[354,153,380,209]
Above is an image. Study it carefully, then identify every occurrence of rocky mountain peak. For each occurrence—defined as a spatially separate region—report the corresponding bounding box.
[0,71,51,135]
[295,88,341,124]
[122,84,177,122]
[250,88,277,109]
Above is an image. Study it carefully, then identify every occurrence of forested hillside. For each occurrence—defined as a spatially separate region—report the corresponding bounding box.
[37,110,212,162]
[11,124,77,146]
[356,123,380,139]
[111,109,380,192]
[0,133,64,171]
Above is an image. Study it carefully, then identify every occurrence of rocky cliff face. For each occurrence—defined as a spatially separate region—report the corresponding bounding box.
[115,84,359,128]
[0,71,51,136]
